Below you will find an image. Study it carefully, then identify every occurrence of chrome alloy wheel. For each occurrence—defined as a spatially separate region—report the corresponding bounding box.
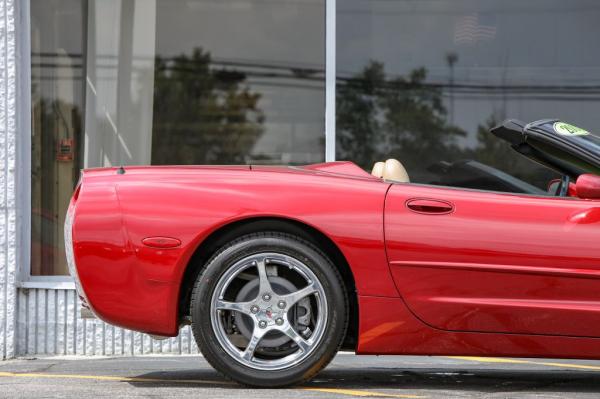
[210,252,328,371]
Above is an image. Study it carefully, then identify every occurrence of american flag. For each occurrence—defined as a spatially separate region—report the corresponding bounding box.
[454,13,497,45]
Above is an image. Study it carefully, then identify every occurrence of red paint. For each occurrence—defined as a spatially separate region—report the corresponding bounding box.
[358,295,600,359]
[568,182,578,197]
[68,163,600,360]
[70,164,394,336]
[576,174,600,199]
[298,161,379,179]
[386,183,600,337]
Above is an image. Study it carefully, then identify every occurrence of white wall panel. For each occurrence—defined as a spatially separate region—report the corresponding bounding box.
[15,288,199,356]
[0,0,16,360]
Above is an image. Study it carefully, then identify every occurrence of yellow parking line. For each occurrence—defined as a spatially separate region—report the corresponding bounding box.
[0,370,427,398]
[533,361,600,371]
[0,371,232,385]
[448,356,600,371]
[447,356,531,365]
[302,387,425,398]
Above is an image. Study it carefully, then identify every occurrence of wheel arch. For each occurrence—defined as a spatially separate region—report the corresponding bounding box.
[177,216,359,350]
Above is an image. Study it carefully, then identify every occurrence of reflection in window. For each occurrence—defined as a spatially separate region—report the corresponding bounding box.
[31,0,325,275]
[151,48,265,165]
[336,0,600,192]
[84,0,325,167]
[30,0,86,275]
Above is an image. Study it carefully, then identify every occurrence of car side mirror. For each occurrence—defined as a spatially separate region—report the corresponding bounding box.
[576,174,600,199]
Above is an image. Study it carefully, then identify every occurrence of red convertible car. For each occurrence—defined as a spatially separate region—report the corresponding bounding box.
[66,119,600,386]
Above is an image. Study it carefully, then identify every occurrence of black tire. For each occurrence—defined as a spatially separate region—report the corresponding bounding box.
[190,232,348,387]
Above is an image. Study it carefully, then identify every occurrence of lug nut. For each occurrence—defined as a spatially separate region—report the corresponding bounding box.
[250,305,259,314]
[275,318,284,326]
[258,320,267,329]
[277,300,286,309]
[262,293,271,301]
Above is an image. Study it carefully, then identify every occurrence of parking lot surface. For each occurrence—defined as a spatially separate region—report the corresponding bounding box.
[2,353,600,398]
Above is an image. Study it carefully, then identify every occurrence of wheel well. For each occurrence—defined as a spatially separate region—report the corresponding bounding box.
[178,217,359,350]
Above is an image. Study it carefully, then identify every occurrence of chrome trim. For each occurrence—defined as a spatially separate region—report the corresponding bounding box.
[210,252,328,371]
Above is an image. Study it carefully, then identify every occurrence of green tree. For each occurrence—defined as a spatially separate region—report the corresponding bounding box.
[151,48,265,165]
[471,114,557,189]
[336,61,465,179]
[472,115,517,171]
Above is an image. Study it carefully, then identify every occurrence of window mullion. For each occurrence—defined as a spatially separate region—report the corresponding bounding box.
[325,0,336,162]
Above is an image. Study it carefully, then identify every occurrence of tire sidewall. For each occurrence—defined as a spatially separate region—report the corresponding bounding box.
[191,233,347,387]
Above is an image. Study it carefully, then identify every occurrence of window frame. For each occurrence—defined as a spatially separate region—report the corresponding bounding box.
[325,0,336,162]
[17,0,76,287]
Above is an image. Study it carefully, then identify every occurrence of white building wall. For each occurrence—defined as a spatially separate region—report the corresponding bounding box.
[15,289,198,356]
[0,0,16,360]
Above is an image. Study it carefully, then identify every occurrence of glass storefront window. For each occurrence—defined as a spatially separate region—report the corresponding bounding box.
[30,0,86,276]
[30,0,600,276]
[30,0,325,276]
[336,0,600,192]
[84,0,325,167]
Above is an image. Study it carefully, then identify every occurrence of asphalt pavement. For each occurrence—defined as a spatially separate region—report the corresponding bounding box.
[2,353,600,398]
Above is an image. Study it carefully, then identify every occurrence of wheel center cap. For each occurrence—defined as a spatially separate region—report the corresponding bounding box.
[256,304,285,325]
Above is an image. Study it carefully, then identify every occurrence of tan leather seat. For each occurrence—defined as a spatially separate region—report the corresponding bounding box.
[371,161,385,178]
[371,159,410,182]
[382,159,410,182]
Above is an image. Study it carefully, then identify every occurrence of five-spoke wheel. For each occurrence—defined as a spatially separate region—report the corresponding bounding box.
[191,232,348,387]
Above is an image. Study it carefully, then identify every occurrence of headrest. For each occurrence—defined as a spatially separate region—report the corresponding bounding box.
[382,159,410,182]
[371,162,385,178]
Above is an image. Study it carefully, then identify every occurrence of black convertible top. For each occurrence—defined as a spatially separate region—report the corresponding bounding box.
[491,119,600,177]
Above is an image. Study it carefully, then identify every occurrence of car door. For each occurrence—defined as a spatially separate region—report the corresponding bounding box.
[385,182,600,337]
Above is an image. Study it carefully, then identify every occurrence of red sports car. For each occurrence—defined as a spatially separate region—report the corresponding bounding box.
[66,119,600,386]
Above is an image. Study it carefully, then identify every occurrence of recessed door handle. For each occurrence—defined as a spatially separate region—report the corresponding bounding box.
[406,198,454,215]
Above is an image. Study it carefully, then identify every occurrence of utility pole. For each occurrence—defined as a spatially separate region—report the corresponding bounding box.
[446,52,458,125]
